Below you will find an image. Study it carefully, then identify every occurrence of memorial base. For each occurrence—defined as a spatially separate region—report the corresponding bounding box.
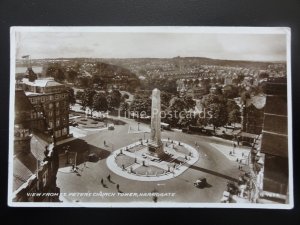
[148,142,165,158]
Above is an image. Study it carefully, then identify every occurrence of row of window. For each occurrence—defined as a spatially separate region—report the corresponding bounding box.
[29,93,68,104]
[48,116,68,128]
[47,107,69,117]
[54,128,68,138]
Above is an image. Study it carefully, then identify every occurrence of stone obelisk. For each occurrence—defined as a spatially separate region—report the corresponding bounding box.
[148,88,164,157]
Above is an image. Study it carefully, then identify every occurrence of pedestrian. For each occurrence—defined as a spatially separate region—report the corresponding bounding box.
[236,158,239,162]
[101,178,104,185]
[72,164,75,171]
[107,174,111,182]
[116,184,120,192]
[104,140,106,146]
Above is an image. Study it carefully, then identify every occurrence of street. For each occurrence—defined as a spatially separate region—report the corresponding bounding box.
[57,114,246,203]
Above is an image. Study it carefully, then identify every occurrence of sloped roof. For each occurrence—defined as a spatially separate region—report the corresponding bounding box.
[22,78,64,88]
[13,157,34,191]
[13,134,50,191]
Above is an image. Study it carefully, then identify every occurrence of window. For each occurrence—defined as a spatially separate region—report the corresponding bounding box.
[42,171,48,187]
[49,121,53,128]
[56,119,60,127]
[56,110,60,116]
[56,102,60,107]
[55,130,61,138]
[49,95,54,101]
[49,103,53,109]
[62,127,68,135]
[48,111,53,117]
[62,116,68,125]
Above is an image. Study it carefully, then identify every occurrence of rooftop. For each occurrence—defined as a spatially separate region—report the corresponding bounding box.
[22,77,64,88]
[13,133,51,192]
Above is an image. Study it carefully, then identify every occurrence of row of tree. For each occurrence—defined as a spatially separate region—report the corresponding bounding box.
[128,91,241,131]
[76,88,129,115]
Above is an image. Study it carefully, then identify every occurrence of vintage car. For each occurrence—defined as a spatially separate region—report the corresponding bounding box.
[108,123,115,130]
[220,191,230,203]
[193,177,207,188]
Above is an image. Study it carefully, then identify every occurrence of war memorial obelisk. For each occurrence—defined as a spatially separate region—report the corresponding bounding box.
[148,88,164,157]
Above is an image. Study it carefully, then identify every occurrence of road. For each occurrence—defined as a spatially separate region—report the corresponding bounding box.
[57,115,246,203]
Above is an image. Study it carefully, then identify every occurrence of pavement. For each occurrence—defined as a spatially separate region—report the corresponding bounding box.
[106,139,199,181]
[56,114,245,203]
[210,143,251,164]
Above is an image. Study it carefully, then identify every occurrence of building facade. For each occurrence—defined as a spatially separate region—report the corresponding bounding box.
[18,76,70,140]
[260,80,288,201]
[13,89,60,202]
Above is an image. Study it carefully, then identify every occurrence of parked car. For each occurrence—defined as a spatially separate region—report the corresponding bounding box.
[108,123,115,130]
[220,191,230,203]
[88,153,98,162]
[182,127,191,133]
[194,177,207,188]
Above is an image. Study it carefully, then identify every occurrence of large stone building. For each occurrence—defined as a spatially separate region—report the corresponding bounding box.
[17,74,70,140]
[241,95,266,135]
[13,89,60,202]
[259,79,289,202]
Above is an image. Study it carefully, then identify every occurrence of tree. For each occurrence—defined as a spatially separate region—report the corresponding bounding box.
[183,95,196,110]
[202,94,228,132]
[121,93,130,102]
[169,97,187,112]
[76,90,84,101]
[160,91,172,108]
[120,102,129,112]
[66,87,76,106]
[77,76,90,88]
[81,88,96,111]
[46,65,65,82]
[92,92,108,112]
[107,89,122,109]
[259,71,269,79]
[227,100,241,126]
[129,97,151,117]
[223,85,239,99]
[67,70,78,83]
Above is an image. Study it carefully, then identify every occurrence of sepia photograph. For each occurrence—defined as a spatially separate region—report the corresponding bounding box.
[8,26,293,208]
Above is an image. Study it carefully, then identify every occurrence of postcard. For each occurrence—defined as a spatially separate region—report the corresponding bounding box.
[8,26,293,208]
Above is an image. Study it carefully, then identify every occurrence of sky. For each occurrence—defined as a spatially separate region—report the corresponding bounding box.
[15,30,287,62]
